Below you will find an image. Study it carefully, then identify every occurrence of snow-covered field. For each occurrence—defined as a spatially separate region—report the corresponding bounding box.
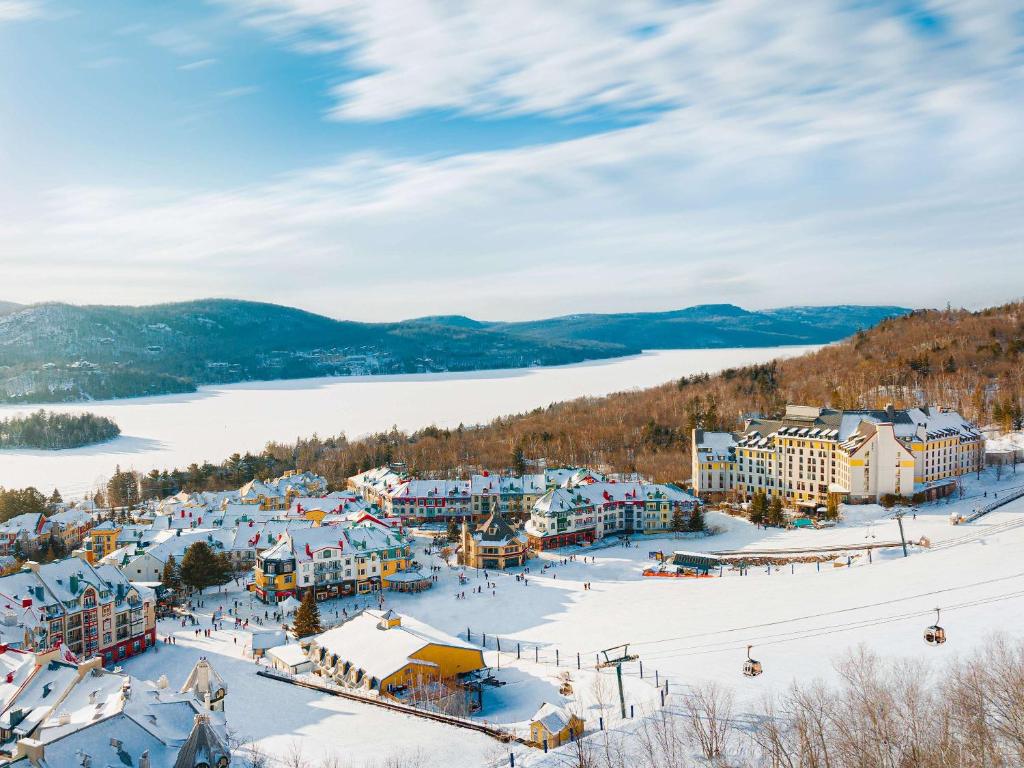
[0,346,813,497]
[119,467,1024,767]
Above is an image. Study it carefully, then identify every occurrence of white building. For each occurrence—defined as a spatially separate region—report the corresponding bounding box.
[693,404,984,506]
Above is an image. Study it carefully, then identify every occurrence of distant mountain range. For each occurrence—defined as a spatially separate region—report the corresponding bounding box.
[0,299,908,403]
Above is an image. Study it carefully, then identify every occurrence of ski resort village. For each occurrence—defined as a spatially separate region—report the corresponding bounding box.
[1,404,1024,767]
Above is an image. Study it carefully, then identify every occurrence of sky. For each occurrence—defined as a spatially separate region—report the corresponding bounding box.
[0,0,1022,322]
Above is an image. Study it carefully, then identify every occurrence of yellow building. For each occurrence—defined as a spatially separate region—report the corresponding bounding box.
[530,703,585,748]
[693,404,984,506]
[254,518,412,603]
[459,512,529,570]
[83,521,121,564]
[307,610,485,702]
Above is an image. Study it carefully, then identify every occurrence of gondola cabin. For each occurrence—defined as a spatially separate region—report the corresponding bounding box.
[924,608,947,645]
[743,645,763,677]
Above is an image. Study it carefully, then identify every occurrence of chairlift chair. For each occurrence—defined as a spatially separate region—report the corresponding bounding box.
[743,645,763,677]
[924,608,947,645]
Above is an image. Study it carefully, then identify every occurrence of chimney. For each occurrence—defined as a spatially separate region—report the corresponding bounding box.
[138,751,150,768]
[14,737,44,765]
[885,403,895,421]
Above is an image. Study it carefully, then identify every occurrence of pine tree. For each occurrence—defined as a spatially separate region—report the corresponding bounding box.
[162,554,182,592]
[767,495,785,527]
[106,466,140,509]
[749,492,767,525]
[447,519,459,542]
[49,488,62,505]
[512,447,527,475]
[687,506,705,532]
[671,506,686,532]
[292,590,322,638]
[214,553,234,587]
[179,541,221,593]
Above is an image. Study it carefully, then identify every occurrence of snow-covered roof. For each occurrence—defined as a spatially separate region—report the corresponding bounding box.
[532,481,697,519]
[532,702,575,733]
[0,513,48,537]
[387,479,471,500]
[470,473,546,495]
[267,643,309,668]
[694,430,738,459]
[312,610,479,682]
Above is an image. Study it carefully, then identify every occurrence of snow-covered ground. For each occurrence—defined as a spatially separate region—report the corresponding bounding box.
[120,466,1024,767]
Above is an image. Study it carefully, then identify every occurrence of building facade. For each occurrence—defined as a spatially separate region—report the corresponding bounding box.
[378,480,473,523]
[0,558,156,665]
[306,610,484,703]
[253,518,412,603]
[470,473,547,522]
[459,513,529,570]
[692,404,984,506]
[525,481,699,550]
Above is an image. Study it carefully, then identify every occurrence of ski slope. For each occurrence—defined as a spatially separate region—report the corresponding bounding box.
[122,468,1024,767]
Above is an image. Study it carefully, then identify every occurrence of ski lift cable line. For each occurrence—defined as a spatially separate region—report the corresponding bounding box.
[579,570,1024,655]
[638,589,1024,662]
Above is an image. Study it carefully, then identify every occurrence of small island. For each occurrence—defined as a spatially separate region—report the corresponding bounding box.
[0,409,121,450]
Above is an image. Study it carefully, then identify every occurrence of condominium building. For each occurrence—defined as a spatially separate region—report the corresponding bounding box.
[378,479,473,523]
[470,473,547,522]
[692,404,984,506]
[238,470,328,510]
[254,517,413,603]
[346,465,408,505]
[525,480,699,550]
[0,558,156,665]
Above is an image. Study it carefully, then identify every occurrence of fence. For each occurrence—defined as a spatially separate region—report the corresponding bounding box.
[256,668,525,743]
[959,486,1024,524]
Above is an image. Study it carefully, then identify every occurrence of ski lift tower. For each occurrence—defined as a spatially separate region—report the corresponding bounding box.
[595,644,639,719]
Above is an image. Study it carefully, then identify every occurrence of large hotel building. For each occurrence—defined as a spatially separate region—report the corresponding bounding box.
[692,404,984,507]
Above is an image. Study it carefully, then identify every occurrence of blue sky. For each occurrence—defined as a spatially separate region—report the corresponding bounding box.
[1,0,1022,320]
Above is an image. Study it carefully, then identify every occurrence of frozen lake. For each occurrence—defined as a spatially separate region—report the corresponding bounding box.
[0,346,816,497]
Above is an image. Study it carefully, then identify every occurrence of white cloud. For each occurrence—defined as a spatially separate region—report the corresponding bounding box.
[148,27,212,57]
[2,1,1022,318]
[2,99,1022,318]
[220,0,1024,126]
[179,57,218,70]
[0,0,40,22]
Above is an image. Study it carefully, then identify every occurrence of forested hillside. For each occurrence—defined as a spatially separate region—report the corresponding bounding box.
[0,299,903,403]
[147,302,1023,493]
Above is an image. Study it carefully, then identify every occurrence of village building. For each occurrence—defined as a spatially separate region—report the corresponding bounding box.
[346,465,408,505]
[45,508,94,550]
[459,512,529,570]
[81,520,121,564]
[0,515,50,557]
[253,517,413,603]
[266,642,313,675]
[306,610,485,706]
[529,702,584,748]
[233,470,328,510]
[0,557,156,664]
[0,651,230,767]
[378,479,473,523]
[692,404,985,507]
[470,472,547,522]
[525,481,699,550]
